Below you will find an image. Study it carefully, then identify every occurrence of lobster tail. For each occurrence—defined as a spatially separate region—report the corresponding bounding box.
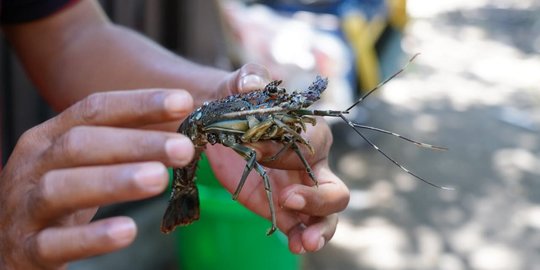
[160,174,200,233]
[160,149,202,234]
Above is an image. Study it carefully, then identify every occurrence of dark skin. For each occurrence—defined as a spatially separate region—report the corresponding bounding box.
[0,0,350,268]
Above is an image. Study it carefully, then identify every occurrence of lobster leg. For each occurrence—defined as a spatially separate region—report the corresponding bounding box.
[222,140,277,235]
[242,118,274,143]
[290,141,318,186]
[264,137,294,162]
[271,118,317,185]
[229,144,257,200]
[242,115,317,184]
[265,136,318,186]
[271,117,314,154]
[253,162,277,235]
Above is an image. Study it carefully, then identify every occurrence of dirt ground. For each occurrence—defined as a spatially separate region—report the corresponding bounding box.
[305,0,540,269]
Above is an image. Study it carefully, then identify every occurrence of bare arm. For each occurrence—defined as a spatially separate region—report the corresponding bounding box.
[3,0,229,110]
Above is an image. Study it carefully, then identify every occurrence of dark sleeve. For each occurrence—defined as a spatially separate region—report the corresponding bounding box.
[1,0,79,24]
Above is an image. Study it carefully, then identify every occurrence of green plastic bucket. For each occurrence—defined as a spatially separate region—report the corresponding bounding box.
[173,154,300,270]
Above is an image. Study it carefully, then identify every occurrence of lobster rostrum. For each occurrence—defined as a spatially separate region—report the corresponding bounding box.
[160,54,450,235]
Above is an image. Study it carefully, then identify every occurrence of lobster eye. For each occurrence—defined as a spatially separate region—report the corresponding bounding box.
[194,111,203,120]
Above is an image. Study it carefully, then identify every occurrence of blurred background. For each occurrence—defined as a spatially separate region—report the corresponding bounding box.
[2,0,540,269]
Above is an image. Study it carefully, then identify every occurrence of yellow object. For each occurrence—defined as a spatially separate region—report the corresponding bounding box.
[342,11,385,92]
[388,0,408,30]
[342,0,407,93]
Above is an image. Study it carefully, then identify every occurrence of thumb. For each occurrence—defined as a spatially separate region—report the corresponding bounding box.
[227,63,271,95]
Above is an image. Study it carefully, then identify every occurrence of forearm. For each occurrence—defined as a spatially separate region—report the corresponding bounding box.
[3,0,228,111]
[41,23,229,110]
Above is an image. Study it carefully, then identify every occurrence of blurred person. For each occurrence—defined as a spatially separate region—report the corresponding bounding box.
[0,0,350,269]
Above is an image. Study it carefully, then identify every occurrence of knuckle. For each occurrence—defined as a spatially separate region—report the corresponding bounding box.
[71,233,93,256]
[31,173,56,215]
[99,170,127,199]
[78,93,104,124]
[24,235,45,266]
[147,90,163,110]
[15,126,47,154]
[99,219,135,246]
[129,163,166,190]
[18,126,39,143]
[128,134,158,158]
[56,126,88,160]
[29,233,48,264]
[27,231,65,268]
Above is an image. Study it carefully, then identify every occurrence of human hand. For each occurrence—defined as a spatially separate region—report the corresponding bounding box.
[206,64,350,254]
[0,89,195,269]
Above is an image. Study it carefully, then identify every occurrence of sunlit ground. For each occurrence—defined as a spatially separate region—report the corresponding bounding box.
[306,0,540,269]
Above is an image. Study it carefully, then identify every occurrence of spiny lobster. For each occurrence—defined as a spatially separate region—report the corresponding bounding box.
[160,54,450,235]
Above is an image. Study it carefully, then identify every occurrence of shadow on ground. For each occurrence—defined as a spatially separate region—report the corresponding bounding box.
[305,1,540,269]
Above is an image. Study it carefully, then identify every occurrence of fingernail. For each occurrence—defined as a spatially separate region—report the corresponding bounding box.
[317,237,325,251]
[108,220,136,242]
[164,92,192,115]
[239,74,266,92]
[165,137,194,164]
[134,163,167,191]
[298,247,306,254]
[284,194,306,210]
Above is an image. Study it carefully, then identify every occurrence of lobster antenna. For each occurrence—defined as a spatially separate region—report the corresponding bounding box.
[351,123,448,151]
[345,53,420,112]
[338,113,453,190]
